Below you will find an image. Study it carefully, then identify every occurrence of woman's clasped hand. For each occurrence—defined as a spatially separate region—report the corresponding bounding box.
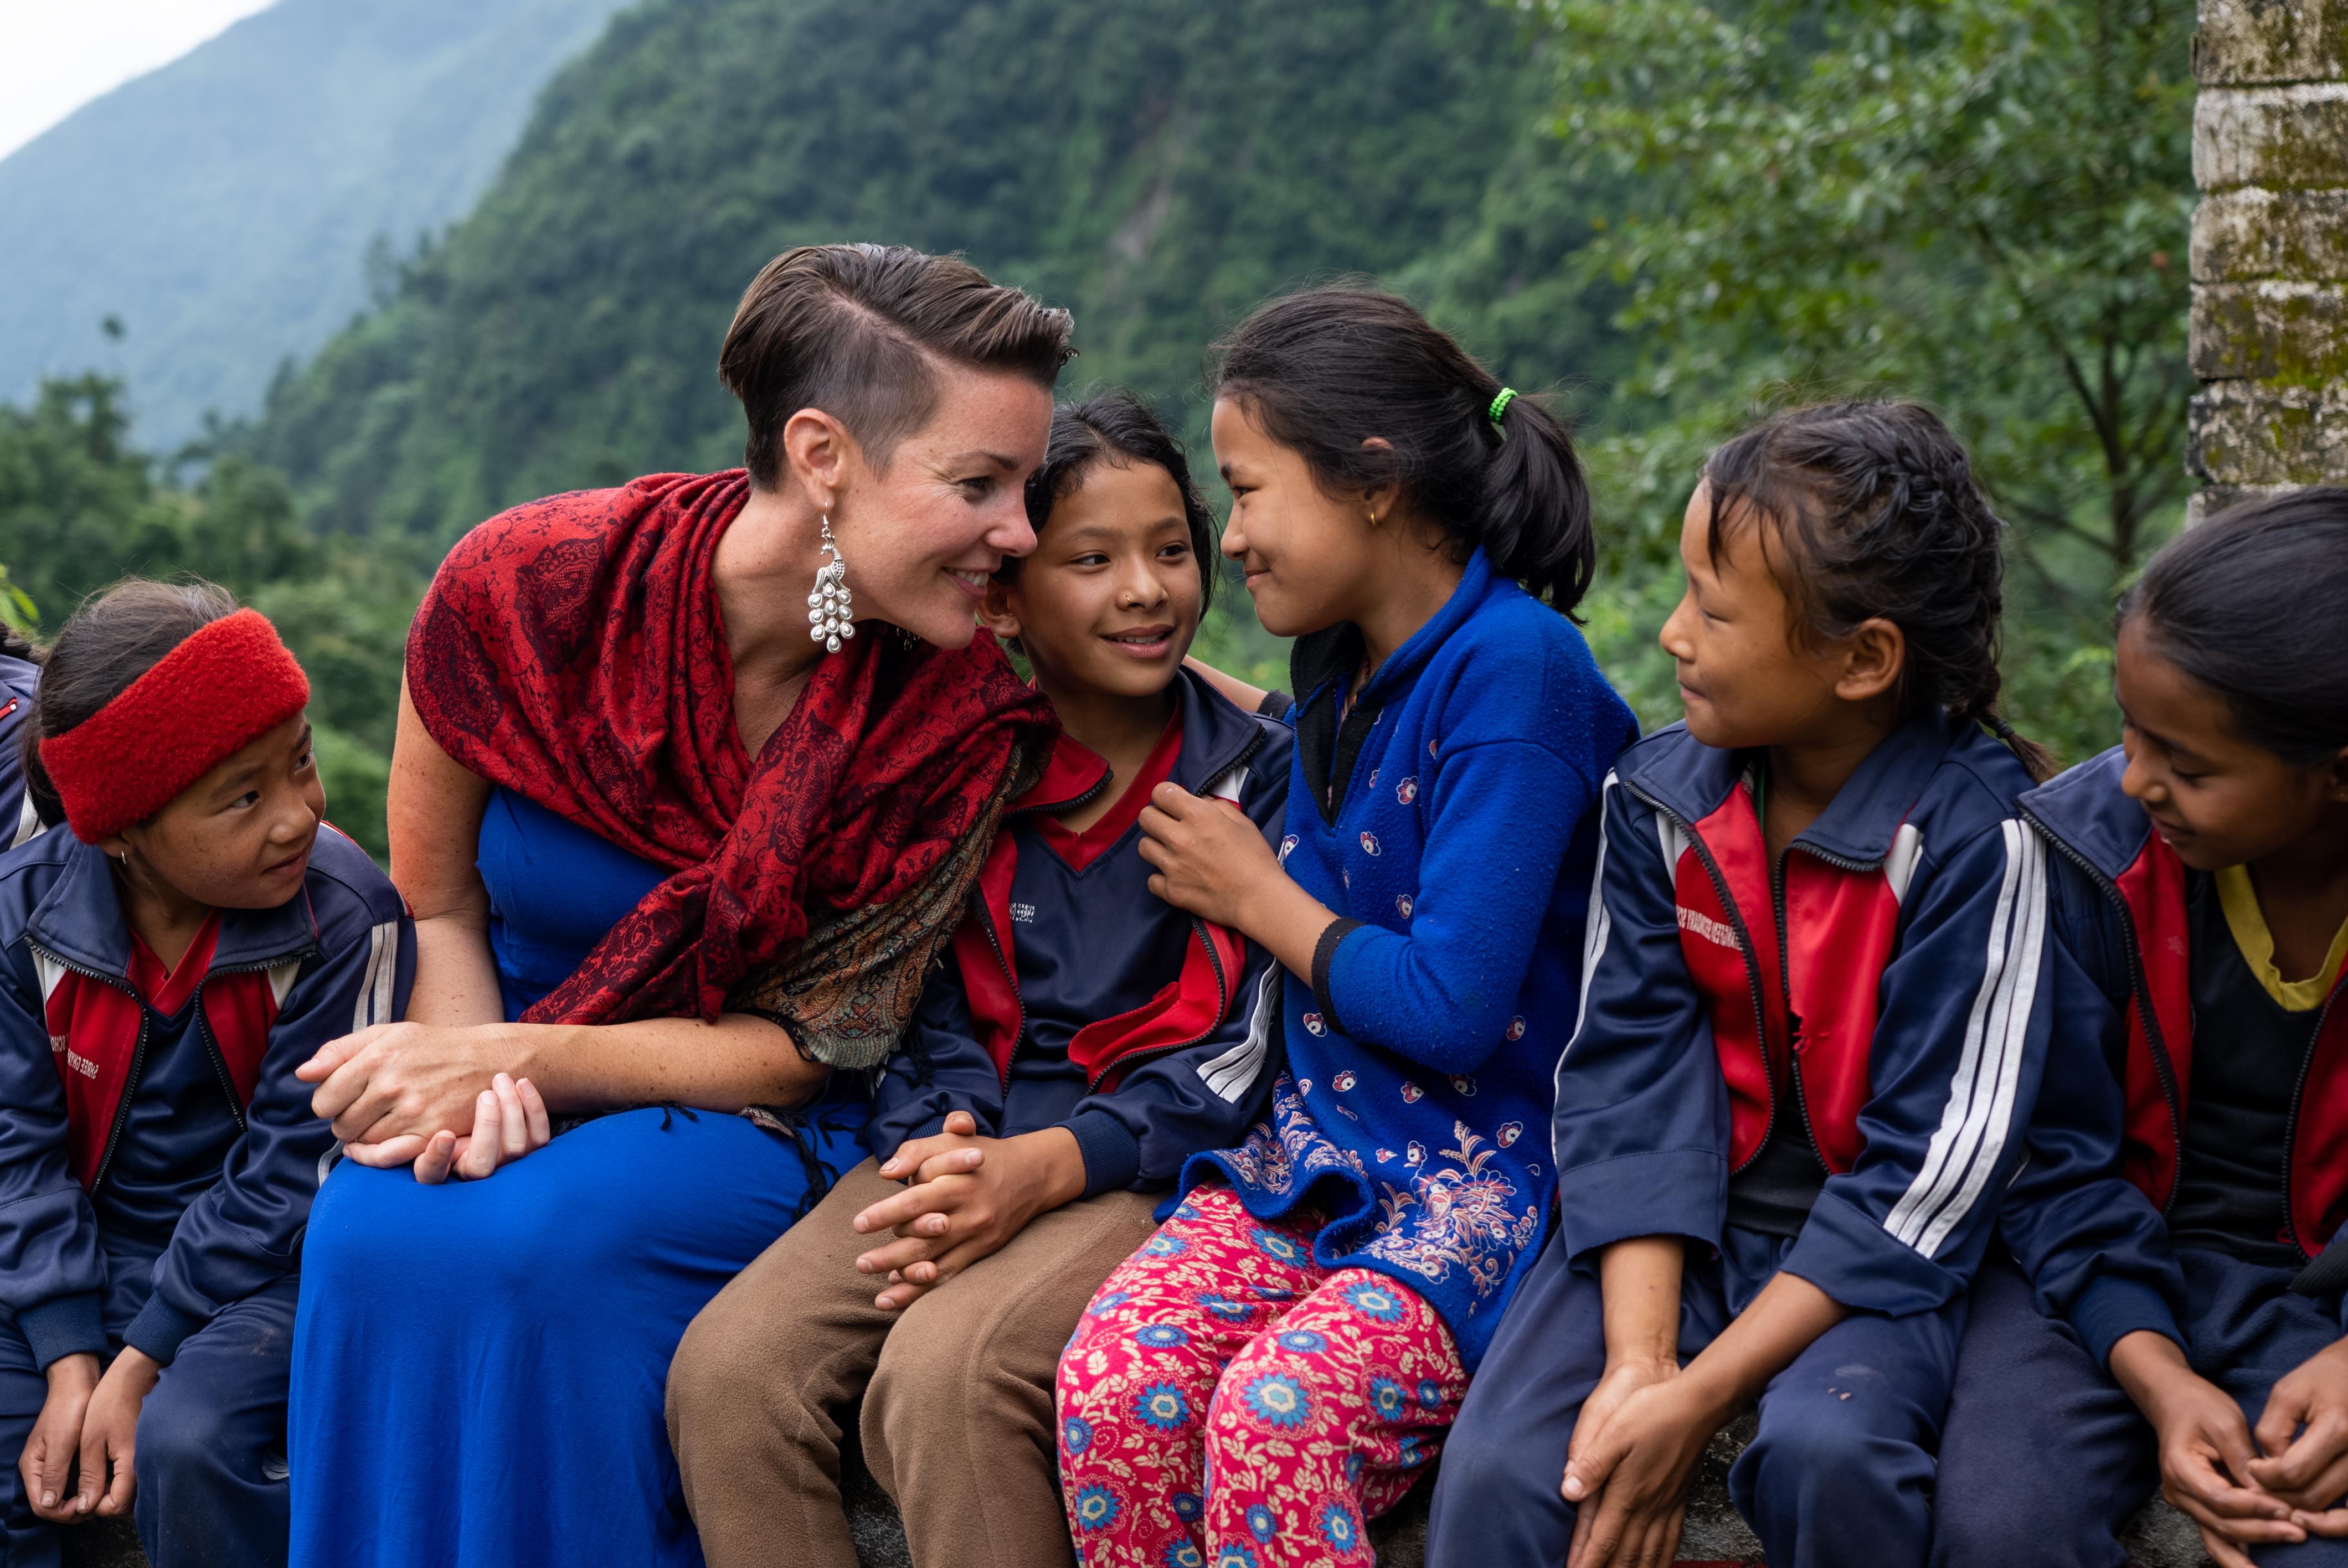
[295,1023,552,1182]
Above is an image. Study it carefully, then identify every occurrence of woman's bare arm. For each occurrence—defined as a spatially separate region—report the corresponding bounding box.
[388,680,504,1028]
[352,680,832,1160]
[301,1010,831,1164]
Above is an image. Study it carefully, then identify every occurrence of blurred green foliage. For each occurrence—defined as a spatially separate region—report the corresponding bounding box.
[1540,0,2195,759]
[0,0,2197,863]
[0,375,424,858]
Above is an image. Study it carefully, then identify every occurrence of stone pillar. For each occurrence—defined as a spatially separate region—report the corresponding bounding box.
[2188,0,2348,523]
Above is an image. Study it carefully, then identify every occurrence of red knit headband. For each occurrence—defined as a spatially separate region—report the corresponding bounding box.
[42,609,312,843]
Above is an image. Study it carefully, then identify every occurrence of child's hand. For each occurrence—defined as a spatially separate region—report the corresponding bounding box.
[851,1119,1087,1311]
[2115,1332,2303,1568]
[18,1352,97,1521]
[876,1112,988,1186]
[2252,1338,2348,1529]
[1139,784,1335,979]
[1559,1374,1722,1568]
[75,1348,159,1520]
[413,1074,550,1184]
[1136,784,1282,932]
[1568,1355,1680,1486]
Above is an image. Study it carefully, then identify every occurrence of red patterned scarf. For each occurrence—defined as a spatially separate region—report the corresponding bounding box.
[406,470,1054,1062]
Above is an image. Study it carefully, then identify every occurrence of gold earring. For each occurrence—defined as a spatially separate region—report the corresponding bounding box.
[1367,510,1380,528]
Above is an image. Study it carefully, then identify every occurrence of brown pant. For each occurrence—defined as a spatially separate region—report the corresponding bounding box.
[667,1156,1162,1568]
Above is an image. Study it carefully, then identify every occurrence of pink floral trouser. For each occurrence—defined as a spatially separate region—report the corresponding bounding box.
[1055,1185,1468,1568]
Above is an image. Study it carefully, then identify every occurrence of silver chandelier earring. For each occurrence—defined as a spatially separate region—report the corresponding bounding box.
[807,513,854,652]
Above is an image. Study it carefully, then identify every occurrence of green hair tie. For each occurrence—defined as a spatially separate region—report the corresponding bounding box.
[1488,387,1518,428]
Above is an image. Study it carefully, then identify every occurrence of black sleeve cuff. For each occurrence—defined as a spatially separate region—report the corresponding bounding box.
[1311,917,1365,1037]
[18,1293,105,1370]
[1258,689,1295,720]
[1066,1110,1144,1198]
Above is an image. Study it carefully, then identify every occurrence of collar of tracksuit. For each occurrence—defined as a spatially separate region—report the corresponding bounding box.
[1621,704,1968,868]
[1012,663,1275,821]
[1290,548,1498,825]
[2015,746,2145,883]
[24,832,321,987]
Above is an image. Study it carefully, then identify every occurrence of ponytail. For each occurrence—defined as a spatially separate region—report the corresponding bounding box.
[1207,286,1597,614]
[1703,401,2054,783]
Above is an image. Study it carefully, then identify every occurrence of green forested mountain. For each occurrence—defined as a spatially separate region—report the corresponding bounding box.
[246,0,1628,547]
[3,0,2195,861]
[0,0,639,448]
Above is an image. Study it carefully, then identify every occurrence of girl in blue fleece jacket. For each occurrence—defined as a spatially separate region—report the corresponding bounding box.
[1054,286,1638,1568]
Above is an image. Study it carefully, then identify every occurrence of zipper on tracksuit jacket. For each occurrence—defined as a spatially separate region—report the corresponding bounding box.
[32,942,154,1197]
[188,947,316,1136]
[1770,844,1827,1174]
[32,939,315,1189]
[2015,806,2187,1217]
[1624,782,1780,1174]
[1630,780,1894,1177]
[1079,730,1264,1090]
[2280,979,2348,1258]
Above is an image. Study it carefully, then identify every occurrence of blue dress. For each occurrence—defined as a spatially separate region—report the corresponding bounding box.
[290,790,868,1568]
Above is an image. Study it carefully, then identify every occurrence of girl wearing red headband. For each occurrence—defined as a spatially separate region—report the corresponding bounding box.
[0,580,419,1568]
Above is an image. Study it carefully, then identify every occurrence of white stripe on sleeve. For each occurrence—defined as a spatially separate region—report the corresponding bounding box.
[352,920,399,1033]
[1882,820,2046,1257]
[1552,771,1619,1167]
[1198,963,1279,1102]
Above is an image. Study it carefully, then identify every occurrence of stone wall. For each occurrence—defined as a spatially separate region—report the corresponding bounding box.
[2188,0,2348,519]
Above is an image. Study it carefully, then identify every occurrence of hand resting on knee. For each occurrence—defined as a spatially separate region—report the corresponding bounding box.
[852,1111,1089,1311]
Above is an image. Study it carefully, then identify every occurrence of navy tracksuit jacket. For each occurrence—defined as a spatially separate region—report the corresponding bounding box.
[1429,709,2054,1568]
[0,653,42,852]
[1933,749,2348,1567]
[868,667,1288,1192]
[0,824,413,1568]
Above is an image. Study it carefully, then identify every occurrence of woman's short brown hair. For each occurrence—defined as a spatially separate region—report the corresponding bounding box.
[719,243,1075,487]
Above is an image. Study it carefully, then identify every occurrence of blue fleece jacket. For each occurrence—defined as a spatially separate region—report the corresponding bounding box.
[1178,549,1638,1368]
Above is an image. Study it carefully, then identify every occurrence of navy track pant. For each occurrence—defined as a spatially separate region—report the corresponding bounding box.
[1933,1247,2348,1568]
[1426,1224,1965,1568]
[0,1234,295,1568]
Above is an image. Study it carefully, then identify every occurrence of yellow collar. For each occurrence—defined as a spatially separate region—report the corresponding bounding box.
[2215,864,2348,1013]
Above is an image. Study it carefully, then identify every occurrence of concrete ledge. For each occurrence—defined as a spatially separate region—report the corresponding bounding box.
[2193,188,2348,281]
[2194,0,2348,86]
[50,1436,2220,1568]
[2194,82,2348,190]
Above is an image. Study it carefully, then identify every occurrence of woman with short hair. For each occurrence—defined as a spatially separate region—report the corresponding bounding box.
[287,244,1074,1568]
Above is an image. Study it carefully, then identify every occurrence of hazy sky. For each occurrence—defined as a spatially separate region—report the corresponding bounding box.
[0,0,277,162]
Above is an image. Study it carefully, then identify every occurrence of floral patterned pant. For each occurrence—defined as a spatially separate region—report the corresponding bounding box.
[1055,1185,1469,1568]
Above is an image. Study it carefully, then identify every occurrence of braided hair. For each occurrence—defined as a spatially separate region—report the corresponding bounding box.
[1207,286,1595,613]
[1702,401,2054,781]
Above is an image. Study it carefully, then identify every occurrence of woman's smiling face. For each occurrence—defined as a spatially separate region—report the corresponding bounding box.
[830,360,1055,649]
